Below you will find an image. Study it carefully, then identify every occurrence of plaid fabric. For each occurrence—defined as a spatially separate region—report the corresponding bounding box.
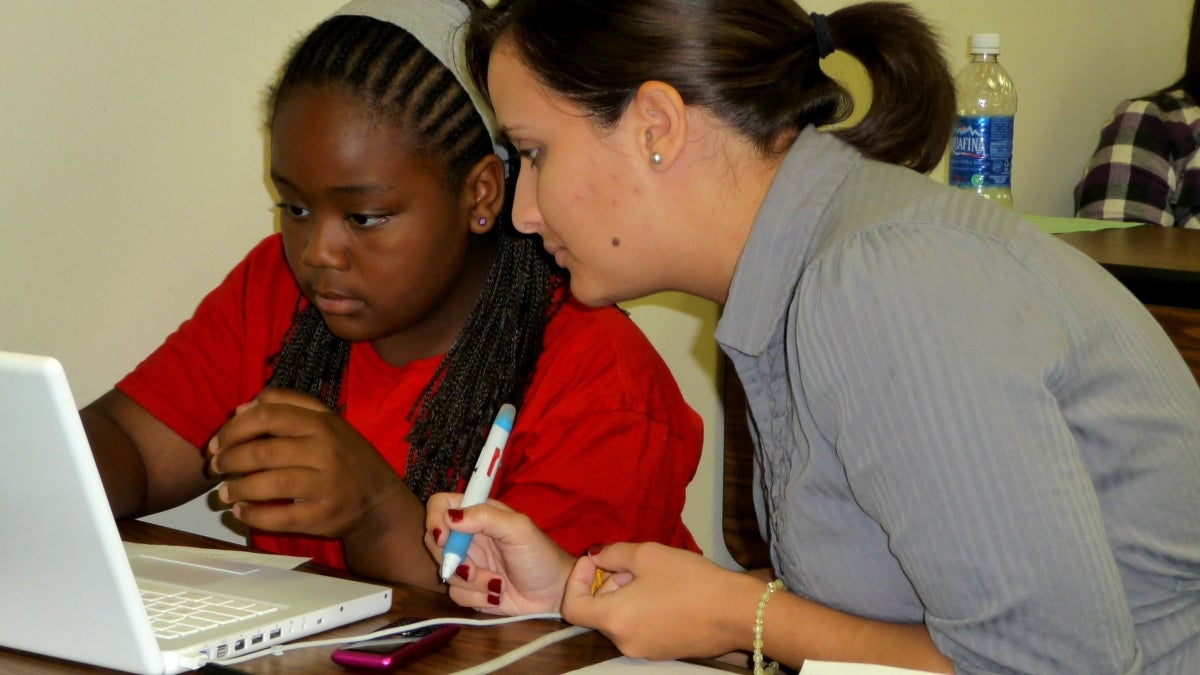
[1074,88,1200,228]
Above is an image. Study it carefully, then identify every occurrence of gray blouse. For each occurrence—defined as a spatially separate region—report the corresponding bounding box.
[717,127,1200,674]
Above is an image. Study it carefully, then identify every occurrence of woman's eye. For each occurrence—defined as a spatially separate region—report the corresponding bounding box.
[276,202,309,219]
[519,147,541,164]
[348,213,389,228]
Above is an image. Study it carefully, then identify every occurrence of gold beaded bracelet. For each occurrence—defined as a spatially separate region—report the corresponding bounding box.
[753,578,786,675]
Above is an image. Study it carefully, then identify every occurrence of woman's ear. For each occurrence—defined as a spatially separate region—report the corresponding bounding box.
[465,153,506,234]
[630,81,687,171]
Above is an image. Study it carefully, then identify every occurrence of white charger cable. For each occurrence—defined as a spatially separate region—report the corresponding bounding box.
[210,612,590,672]
[445,624,593,675]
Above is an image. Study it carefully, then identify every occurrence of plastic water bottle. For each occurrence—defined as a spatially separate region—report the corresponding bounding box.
[949,33,1017,208]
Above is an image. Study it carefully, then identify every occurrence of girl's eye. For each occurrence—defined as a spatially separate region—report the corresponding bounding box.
[348,213,389,228]
[276,202,310,219]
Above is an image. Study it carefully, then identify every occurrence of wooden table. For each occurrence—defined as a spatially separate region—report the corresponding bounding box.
[1056,226,1200,383]
[1056,225,1200,309]
[0,520,631,674]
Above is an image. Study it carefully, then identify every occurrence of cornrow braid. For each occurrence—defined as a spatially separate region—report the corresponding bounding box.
[265,11,564,502]
[269,14,488,189]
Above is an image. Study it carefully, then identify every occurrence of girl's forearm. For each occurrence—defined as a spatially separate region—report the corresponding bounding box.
[343,486,443,592]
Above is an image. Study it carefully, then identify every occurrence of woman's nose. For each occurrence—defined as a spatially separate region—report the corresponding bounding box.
[510,172,542,235]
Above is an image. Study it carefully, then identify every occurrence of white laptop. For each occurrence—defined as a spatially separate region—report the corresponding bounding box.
[0,351,393,674]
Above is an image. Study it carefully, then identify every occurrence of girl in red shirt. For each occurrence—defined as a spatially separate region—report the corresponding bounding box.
[81,0,701,596]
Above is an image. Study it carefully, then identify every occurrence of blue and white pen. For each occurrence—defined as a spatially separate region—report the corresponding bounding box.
[439,403,516,583]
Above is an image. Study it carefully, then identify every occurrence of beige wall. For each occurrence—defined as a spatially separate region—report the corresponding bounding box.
[807,0,1191,215]
[0,1,1185,562]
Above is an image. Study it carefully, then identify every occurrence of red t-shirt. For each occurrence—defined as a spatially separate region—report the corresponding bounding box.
[118,234,701,567]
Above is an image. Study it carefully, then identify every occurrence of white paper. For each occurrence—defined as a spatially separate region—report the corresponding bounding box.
[122,542,310,570]
[799,661,940,675]
[565,657,729,673]
[566,657,939,674]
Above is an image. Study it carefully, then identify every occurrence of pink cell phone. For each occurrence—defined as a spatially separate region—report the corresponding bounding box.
[330,617,459,670]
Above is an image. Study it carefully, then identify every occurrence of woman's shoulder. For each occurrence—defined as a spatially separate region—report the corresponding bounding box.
[1115,89,1199,126]
[1109,89,1200,154]
[1137,88,1196,110]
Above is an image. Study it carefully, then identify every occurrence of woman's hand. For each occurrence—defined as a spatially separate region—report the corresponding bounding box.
[207,387,407,538]
[426,493,575,615]
[562,542,763,661]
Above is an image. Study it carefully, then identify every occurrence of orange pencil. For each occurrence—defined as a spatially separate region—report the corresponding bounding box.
[590,569,610,596]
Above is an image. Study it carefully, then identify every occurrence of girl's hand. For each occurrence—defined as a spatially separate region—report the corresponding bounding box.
[562,542,763,660]
[426,493,575,615]
[207,387,406,538]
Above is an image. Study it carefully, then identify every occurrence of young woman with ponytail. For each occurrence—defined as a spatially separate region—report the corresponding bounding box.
[426,1,1200,671]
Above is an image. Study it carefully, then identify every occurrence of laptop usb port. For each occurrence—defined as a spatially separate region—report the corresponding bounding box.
[234,639,245,651]
[251,634,263,645]
[269,628,281,639]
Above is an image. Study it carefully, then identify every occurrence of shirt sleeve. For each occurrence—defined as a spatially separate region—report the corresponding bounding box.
[800,225,1140,673]
[117,235,295,449]
[1075,97,1179,226]
[494,303,702,557]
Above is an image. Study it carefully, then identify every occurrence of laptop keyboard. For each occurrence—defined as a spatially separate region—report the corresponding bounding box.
[139,583,282,640]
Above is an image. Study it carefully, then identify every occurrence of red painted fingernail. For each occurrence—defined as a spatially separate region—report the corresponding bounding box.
[587,543,606,556]
[456,564,470,581]
[487,578,502,594]
[448,509,464,523]
[431,528,442,541]
[487,593,501,606]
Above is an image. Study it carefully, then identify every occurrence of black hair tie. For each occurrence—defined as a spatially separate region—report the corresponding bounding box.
[811,12,834,59]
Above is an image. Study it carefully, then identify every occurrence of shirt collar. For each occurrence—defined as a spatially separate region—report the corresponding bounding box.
[716,127,860,356]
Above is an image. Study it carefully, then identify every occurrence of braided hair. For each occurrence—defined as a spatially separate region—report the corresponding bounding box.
[264,9,563,502]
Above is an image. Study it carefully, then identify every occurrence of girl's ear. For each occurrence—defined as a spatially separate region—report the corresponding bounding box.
[465,153,506,234]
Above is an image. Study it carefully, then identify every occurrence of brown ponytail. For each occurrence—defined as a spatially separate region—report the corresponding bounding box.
[467,0,954,173]
[824,2,956,172]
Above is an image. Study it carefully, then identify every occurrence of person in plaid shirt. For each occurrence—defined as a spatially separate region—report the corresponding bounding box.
[1074,2,1200,228]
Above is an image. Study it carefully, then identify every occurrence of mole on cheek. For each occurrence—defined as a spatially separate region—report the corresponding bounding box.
[611,237,620,247]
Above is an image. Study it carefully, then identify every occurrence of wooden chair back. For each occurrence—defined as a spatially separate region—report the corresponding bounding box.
[721,355,771,570]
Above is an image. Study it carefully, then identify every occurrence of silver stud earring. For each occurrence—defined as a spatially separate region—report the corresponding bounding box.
[650,152,663,165]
